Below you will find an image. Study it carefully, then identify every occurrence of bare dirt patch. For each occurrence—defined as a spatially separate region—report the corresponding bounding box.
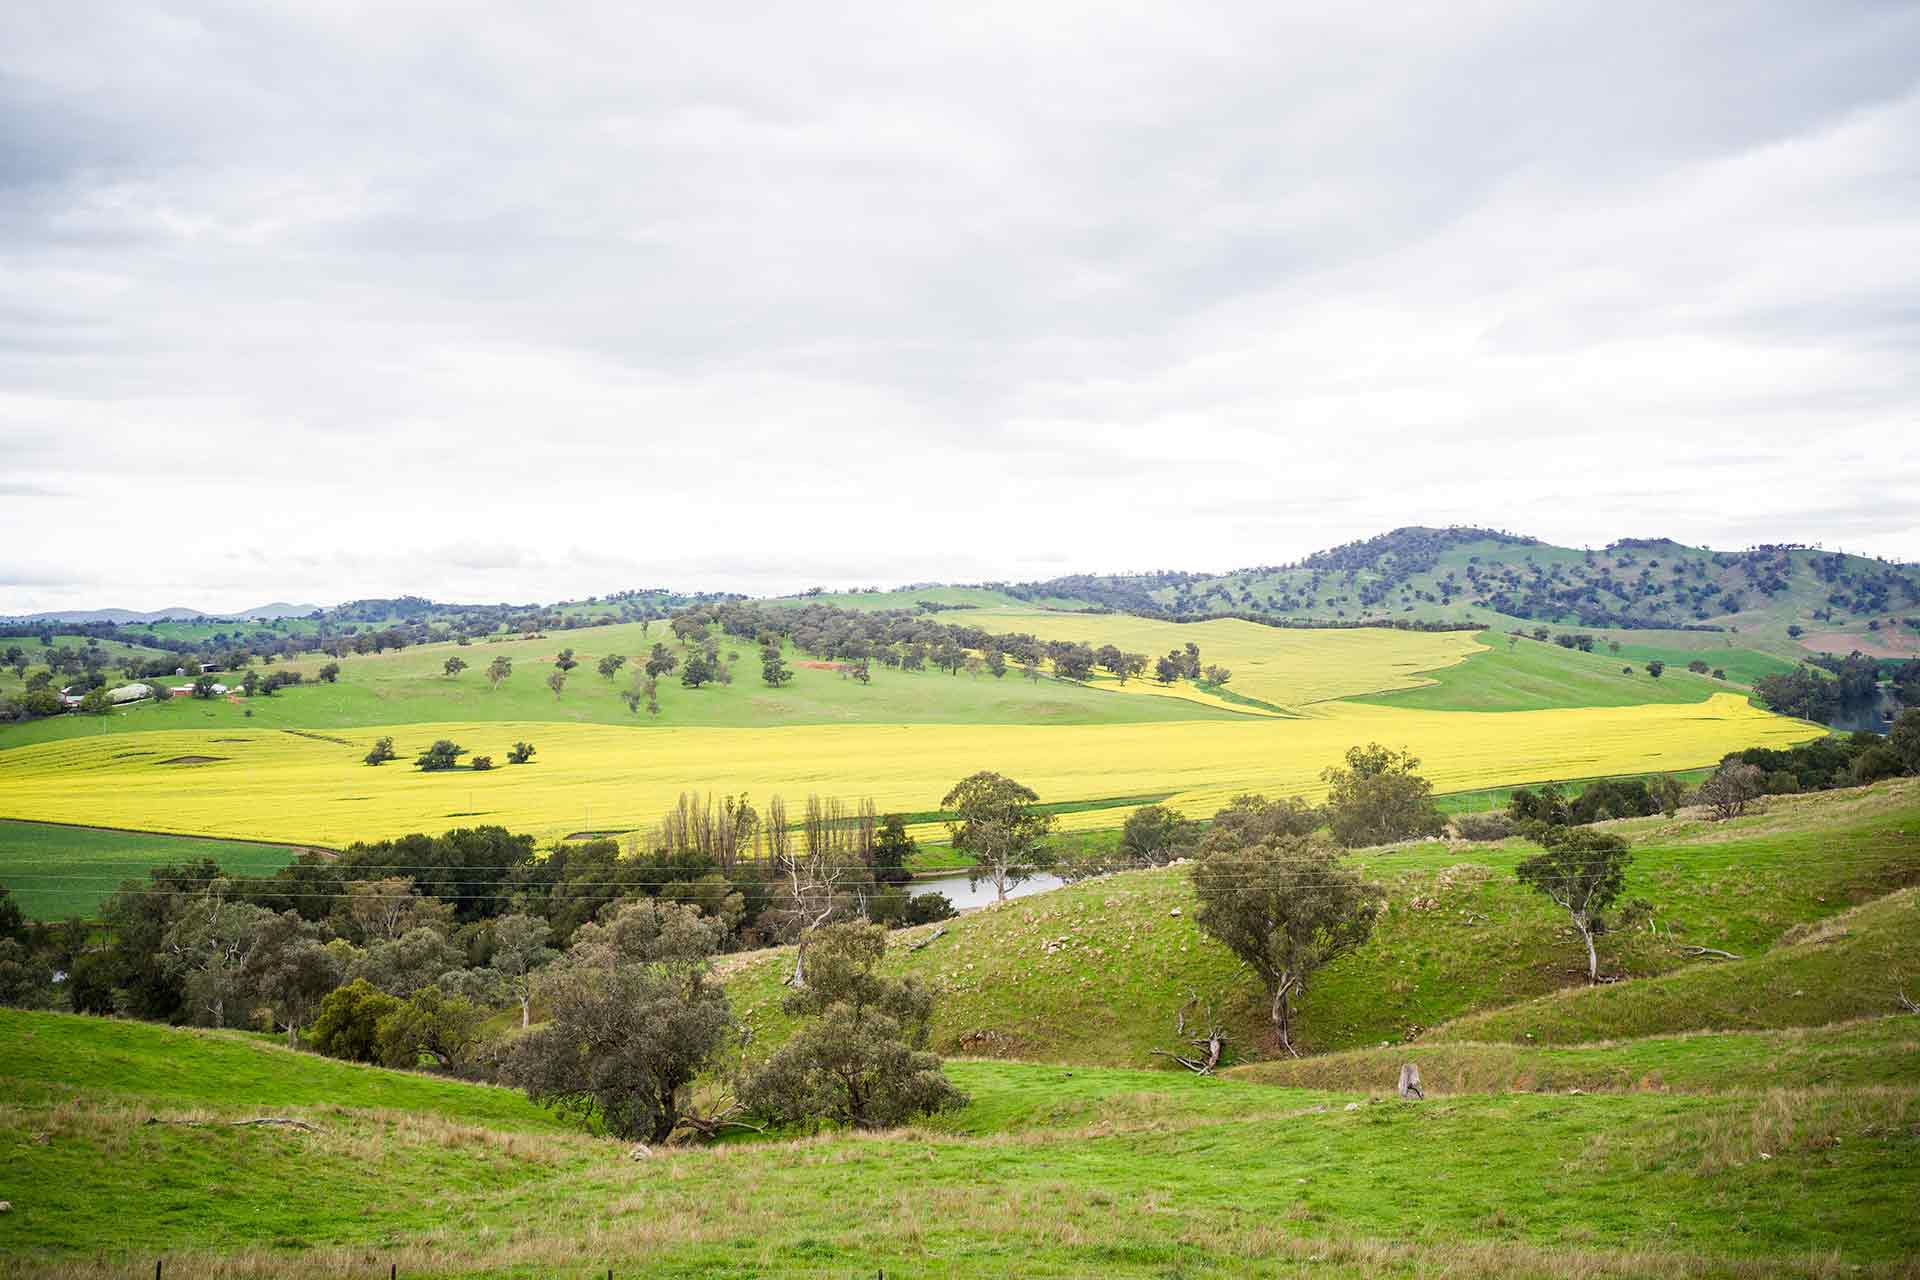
[157,755,226,766]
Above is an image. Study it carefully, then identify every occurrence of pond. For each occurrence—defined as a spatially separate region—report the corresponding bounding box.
[1825,693,1898,734]
[909,869,1065,911]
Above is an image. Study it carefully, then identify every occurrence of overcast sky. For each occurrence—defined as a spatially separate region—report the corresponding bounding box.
[4,2,1918,613]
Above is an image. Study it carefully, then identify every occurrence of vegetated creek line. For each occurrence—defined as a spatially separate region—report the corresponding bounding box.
[911,870,1065,910]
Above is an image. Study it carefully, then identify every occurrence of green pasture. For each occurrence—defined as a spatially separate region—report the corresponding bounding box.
[2,1009,1915,1273]
[0,820,306,920]
[0,625,1243,749]
[1353,630,1728,711]
[724,779,1920,1064]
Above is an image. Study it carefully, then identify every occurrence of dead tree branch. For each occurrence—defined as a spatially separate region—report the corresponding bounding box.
[1154,997,1225,1074]
[1676,945,1743,960]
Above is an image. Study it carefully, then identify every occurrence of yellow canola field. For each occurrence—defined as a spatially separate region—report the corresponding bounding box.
[961,608,1484,711]
[0,694,1819,847]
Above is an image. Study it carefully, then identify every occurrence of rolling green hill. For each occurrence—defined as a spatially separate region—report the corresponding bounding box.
[0,624,1240,749]
[721,780,1920,1064]
[2,784,1918,1276]
[3,1009,1916,1274]
[1429,888,1920,1046]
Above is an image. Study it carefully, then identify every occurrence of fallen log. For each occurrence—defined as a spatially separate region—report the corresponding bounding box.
[144,1116,320,1133]
[905,925,947,952]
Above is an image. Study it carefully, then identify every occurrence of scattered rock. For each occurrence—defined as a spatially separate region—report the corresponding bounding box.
[0,1200,11,1213]
[1169,907,1182,917]
[629,1143,652,1161]
[1343,1102,1361,1112]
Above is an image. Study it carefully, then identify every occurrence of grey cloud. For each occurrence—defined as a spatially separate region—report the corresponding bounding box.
[0,1,1916,614]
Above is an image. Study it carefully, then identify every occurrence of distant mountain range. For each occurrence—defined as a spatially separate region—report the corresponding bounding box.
[4,602,321,625]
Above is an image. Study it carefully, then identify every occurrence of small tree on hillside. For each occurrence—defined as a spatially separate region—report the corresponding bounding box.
[1515,827,1632,983]
[546,670,567,698]
[506,741,535,764]
[1698,761,1765,821]
[597,653,626,681]
[762,646,794,687]
[444,656,467,677]
[942,771,1057,903]
[363,736,397,767]
[318,662,341,683]
[1189,835,1382,1056]
[740,923,967,1130]
[486,656,512,690]
[1645,659,1665,679]
[1321,743,1445,848]
[554,648,578,673]
[1119,804,1202,866]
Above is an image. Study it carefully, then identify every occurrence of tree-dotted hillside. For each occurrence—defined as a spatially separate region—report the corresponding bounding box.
[1005,526,1920,654]
[723,780,1920,1065]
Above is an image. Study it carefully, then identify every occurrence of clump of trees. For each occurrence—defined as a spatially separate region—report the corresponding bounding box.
[741,923,967,1129]
[415,739,467,771]
[508,900,733,1142]
[1320,743,1445,848]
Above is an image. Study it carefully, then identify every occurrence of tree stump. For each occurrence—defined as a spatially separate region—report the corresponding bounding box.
[1397,1063,1423,1100]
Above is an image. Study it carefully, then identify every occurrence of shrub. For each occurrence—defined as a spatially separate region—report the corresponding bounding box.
[1852,745,1905,785]
[903,891,957,926]
[309,979,403,1062]
[363,736,397,766]
[1452,812,1514,841]
[470,755,493,771]
[506,741,536,765]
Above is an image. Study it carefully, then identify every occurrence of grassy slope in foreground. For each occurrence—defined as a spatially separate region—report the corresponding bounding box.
[0,1008,564,1131]
[0,693,1819,847]
[722,780,1920,1064]
[0,819,306,920]
[2,1011,1916,1274]
[1230,1018,1920,1095]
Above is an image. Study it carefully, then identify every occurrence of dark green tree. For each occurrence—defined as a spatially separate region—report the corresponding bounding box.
[1320,743,1445,848]
[414,739,466,771]
[1189,834,1381,1055]
[942,771,1057,902]
[740,923,966,1129]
